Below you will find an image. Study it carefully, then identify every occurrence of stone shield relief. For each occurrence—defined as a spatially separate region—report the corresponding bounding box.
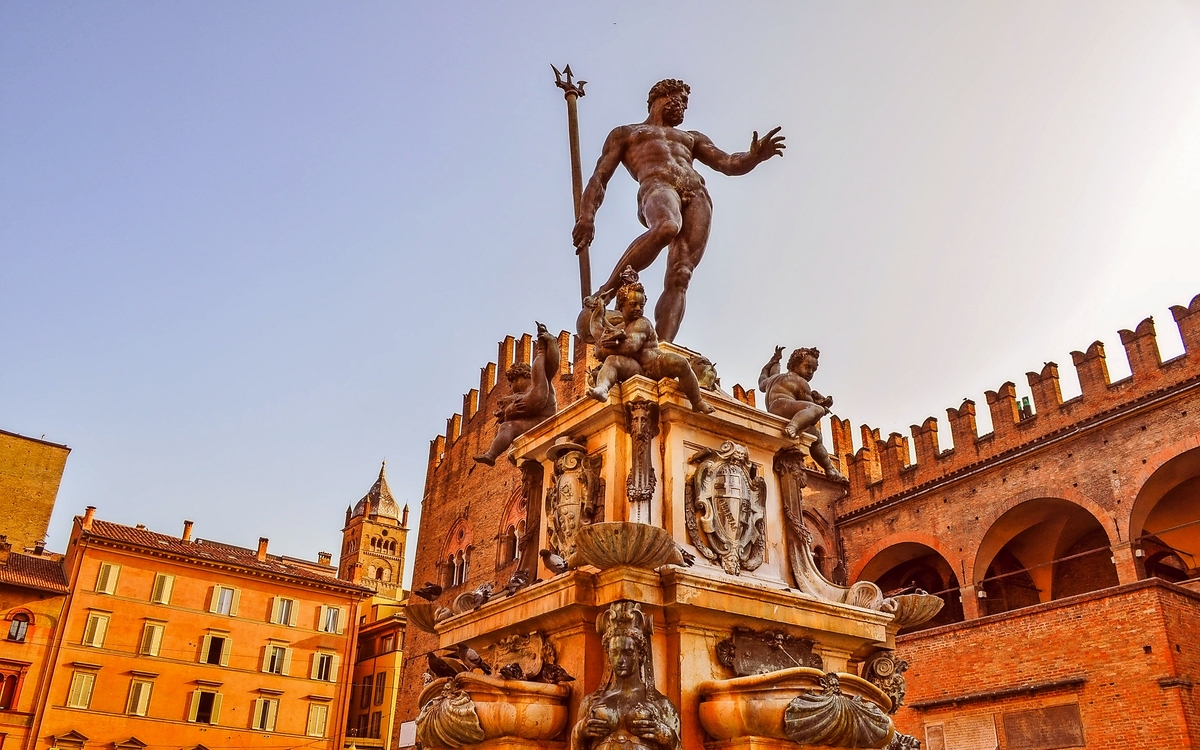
[684,441,766,575]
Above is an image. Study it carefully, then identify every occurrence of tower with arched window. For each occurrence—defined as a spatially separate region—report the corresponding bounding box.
[338,463,409,598]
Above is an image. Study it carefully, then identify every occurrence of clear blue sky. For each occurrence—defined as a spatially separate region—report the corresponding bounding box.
[4,2,1199,586]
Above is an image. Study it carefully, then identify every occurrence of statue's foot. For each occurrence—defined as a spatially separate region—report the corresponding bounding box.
[586,387,609,403]
[784,423,801,439]
[692,398,715,414]
[824,466,848,482]
[473,454,496,467]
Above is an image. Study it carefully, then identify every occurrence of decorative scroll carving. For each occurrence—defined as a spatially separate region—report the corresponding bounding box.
[783,673,894,748]
[416,679,486,749]
[685,442,766,575]
[625,399,659,516]
[570,602,681,750]
[545,437,603,560]
[715,627,823,676]
[485,632,549,682]
[885,733,921,750]
[863,651,909,713]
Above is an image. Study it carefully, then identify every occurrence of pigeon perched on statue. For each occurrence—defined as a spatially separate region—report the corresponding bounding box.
[426,652,461,678]
[450,643,492,675]
[499,663,525,681]
[678,546,696,567]
[502,569,531,597]
[540,549,569,575]
[538,662,576,684]
[414,582,443,601]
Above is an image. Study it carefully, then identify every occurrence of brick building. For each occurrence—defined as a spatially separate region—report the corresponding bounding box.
[395,295,1200,749]
[0,431,69,556]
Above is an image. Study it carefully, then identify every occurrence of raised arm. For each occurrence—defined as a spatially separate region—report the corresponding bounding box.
[692,127,785,176]
[572,127,628,249]
[758,346,785,390]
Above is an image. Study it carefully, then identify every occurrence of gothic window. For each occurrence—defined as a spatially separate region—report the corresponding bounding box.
[7,613,30,643]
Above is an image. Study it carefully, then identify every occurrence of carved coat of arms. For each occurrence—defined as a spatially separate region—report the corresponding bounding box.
[685,441,766,575]
[544,437,603,560]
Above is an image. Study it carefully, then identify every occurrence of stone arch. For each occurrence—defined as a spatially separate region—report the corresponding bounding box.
[849,531,959,584]
[964,486,1118,585]
[852,535,965,632]
[1124,442,1200,582]
[971,493,1118,614]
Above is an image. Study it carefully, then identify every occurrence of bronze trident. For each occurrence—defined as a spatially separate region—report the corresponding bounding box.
[552,64,590,302]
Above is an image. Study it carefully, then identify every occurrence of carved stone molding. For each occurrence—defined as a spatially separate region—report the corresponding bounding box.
[544,438,603,560]
[715,627,823,676]
[885,733,921,750]
[625,399,659,514]
[685,441,766,575]
[783,672,895,748]
[863,651,909,714]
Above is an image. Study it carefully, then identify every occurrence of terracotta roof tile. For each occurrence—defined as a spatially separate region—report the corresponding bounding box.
[0,552,69,593]
[84,519,370,593]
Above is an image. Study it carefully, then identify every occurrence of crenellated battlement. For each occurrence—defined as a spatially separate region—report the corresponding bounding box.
[834,294,1200,517]
[426,328,595,469]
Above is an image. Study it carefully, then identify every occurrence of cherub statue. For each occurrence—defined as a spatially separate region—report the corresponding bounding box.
[570,601,681,750]
[578,268,713,413]
[473,322,559,466]
[760,346,846,481]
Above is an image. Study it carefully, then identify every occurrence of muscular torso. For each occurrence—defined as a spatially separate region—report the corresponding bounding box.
[763,372,814,409]
[616,124,708,192]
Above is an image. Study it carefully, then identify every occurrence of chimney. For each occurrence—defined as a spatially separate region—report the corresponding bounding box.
[182,520,194,542]
[33,540,45,556]
[0,536,11,565]
[317,551,332,566]
[256,537,269,562]
[82,506,96,532]
[402,504,410,528]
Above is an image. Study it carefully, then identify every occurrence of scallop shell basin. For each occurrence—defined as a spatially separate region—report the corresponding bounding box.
[569,522,684,570]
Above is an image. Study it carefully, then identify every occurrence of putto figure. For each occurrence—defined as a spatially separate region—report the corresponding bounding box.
[572,79,785,342]
[760,346,846,481]
[570,601,682,750]
[579,268,713,414]
[473,322,559,466]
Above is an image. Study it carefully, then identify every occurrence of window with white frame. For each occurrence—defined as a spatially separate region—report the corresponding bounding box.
[82,613,109,648]
[270,596,297,626]
[318,605,345,634]
[209,585,239,616]
[95,562,120,595]
[126,678,153,716]
[306,702,329,737]
[251,697,279,731]
[187,689,222,724]
[199,633,231,666]
[139,622,164,656]
[262,644,291,675]
[7,613,29,642]
[66,671,96,708]
[150,573,174,604]
[311,651,338,682]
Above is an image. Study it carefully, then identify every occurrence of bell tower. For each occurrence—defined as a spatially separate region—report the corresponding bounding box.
[338,462,409,598]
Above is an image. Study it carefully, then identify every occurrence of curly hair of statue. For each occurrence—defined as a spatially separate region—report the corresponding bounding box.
[505,362,533,382]
[615,267,645,311]
[647,79,690,109]
[788,347,820,372]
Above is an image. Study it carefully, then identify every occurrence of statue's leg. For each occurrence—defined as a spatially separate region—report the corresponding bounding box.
[656,192,712,342]
[474,421,525,466]
[785,403,827,439]
[587,360,621,402]
[597,186,683,297]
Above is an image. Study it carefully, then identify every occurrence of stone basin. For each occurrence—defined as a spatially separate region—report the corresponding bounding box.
[417,672,572,746]
[697,667,894,748]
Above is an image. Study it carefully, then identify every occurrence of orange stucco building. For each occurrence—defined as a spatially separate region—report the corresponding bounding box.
[28,508,372,749]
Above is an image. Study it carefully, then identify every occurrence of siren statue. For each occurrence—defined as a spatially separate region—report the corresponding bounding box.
[473,322,559,466]
[572,79,785,342]
[760,346,847,481]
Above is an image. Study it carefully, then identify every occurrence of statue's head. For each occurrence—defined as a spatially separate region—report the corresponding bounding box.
[690,356,720,390]
[787,347,820,378]
[505,363,532,390]
[648,79,690,126]
[599,602,651,678]
[615,266,647,322]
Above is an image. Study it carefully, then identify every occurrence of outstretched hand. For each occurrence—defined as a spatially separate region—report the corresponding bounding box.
[771,345,786,361]
[750,127,786,163]
[572,217,595,250]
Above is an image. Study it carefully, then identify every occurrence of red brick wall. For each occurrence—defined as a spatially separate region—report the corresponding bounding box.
[894,580,1200,748]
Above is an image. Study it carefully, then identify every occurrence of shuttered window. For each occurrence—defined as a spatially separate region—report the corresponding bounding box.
[317,605,345,633]
[82,613,109,648]
[374,672,386,705]
[150,573,174,604]
[270,597,298,626]
[311,652,338,682]
[67,671,95,708]
[199,634,231,666]
[306,703,329,737]
[95,563,120,594]
[209,586,240,616]
[139,623,164,656]
[251,697,279,731]
[126,679,153,715]
[262,644,291,675]
[187,689,222,724]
